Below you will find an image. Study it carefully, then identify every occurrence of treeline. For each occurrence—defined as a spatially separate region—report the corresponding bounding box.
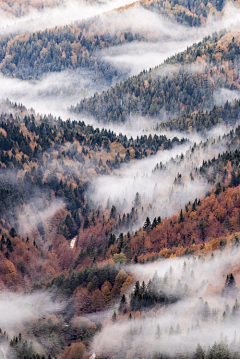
[0,13,149,80]
[0,105,185,240]
[106,184,240,263]
[44,265,132,314]
[155,99,240,132]
[143,0,225,27]
[0,330,52,359]
[198,146,240,187]
[120,268,238,314]
[153,342,239,359]
[153,123,240,188]
[0,0,224,81]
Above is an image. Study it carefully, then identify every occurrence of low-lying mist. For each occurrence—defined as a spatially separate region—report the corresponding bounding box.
[91,243,240,358]
[0,291,64,358]
[0,68,127,118]
[0,0,135,35]
[0,2,240,135]
[101,40,195,77]
[99,2,240,76]
[88,125,232,229]
[0,291,63,330]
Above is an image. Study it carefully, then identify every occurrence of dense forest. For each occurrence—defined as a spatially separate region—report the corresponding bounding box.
[0,100,188,288]
[0,3,170,80]
[73,29,240,123]
[0,0,237,82]
[0,0,226,24]
[141,0,225,26]
[155,99,240,132]
[0,0,66,17]
[2,0,240,359]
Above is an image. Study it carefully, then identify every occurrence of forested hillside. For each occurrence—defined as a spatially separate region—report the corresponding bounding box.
[0,100,187,286]
[155,98,240,132]
[141,0,226,26]
[2,1,240,359]
[0,0,238,81]
[0,0,65,17]
[0,2,174,80]
[73,29,240,123]
[0,22,133,81]
[3,97,240,288]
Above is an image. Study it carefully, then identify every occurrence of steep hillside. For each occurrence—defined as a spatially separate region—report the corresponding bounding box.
[1,0,238,82]
[0,3,169,81]
[155,98,240,132]
[0,101,186,284]
[2,2,240,359]
[141,0,226,26]
[73,28,240,123]
[0,0,64,17]
[77,122,240,264]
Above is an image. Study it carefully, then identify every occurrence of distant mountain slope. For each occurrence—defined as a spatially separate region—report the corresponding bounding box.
[108,161,240,262]
[0,101,185,253]
[0,0,64,17]
[1,0,238,81]
[141,0,225,26]
[72,28,240,123]
[0,3,169,81]
[155,98,240,132]
[0,21,133,81]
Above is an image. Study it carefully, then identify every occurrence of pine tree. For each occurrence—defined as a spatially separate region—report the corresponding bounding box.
[193,343,205,359]
[143,217,151,230]
[119,294,126,312]
[112,311,117,322]
[155,324,161,339]
[152,217,158,229]
[178,209,184,223]
[83,216,90,229]
[9,227,17,238]
[134,192,141,208]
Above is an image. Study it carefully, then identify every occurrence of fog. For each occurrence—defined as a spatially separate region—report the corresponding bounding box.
[91,243,240,357]
[88,125,232,229]
[101,40,196,77]
[0,291,64,358]
[100,2,240,76]
[1,1,240,359]
[0,166,67,245]
[0,68,124,118]
[17,198,65,238]
[0,2,240,130]
[0,291,63,329]
[213,88,240,108]
[0,0,135,35]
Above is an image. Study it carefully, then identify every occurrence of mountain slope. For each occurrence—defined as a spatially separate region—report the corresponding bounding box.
[72,28,240,123]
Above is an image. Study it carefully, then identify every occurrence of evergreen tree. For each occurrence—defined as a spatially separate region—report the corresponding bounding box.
[179,209,184,223]
[143,217,151,230]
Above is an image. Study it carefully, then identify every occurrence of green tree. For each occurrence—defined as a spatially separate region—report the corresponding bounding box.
[112,311,117,323]
[193,343,205,359]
